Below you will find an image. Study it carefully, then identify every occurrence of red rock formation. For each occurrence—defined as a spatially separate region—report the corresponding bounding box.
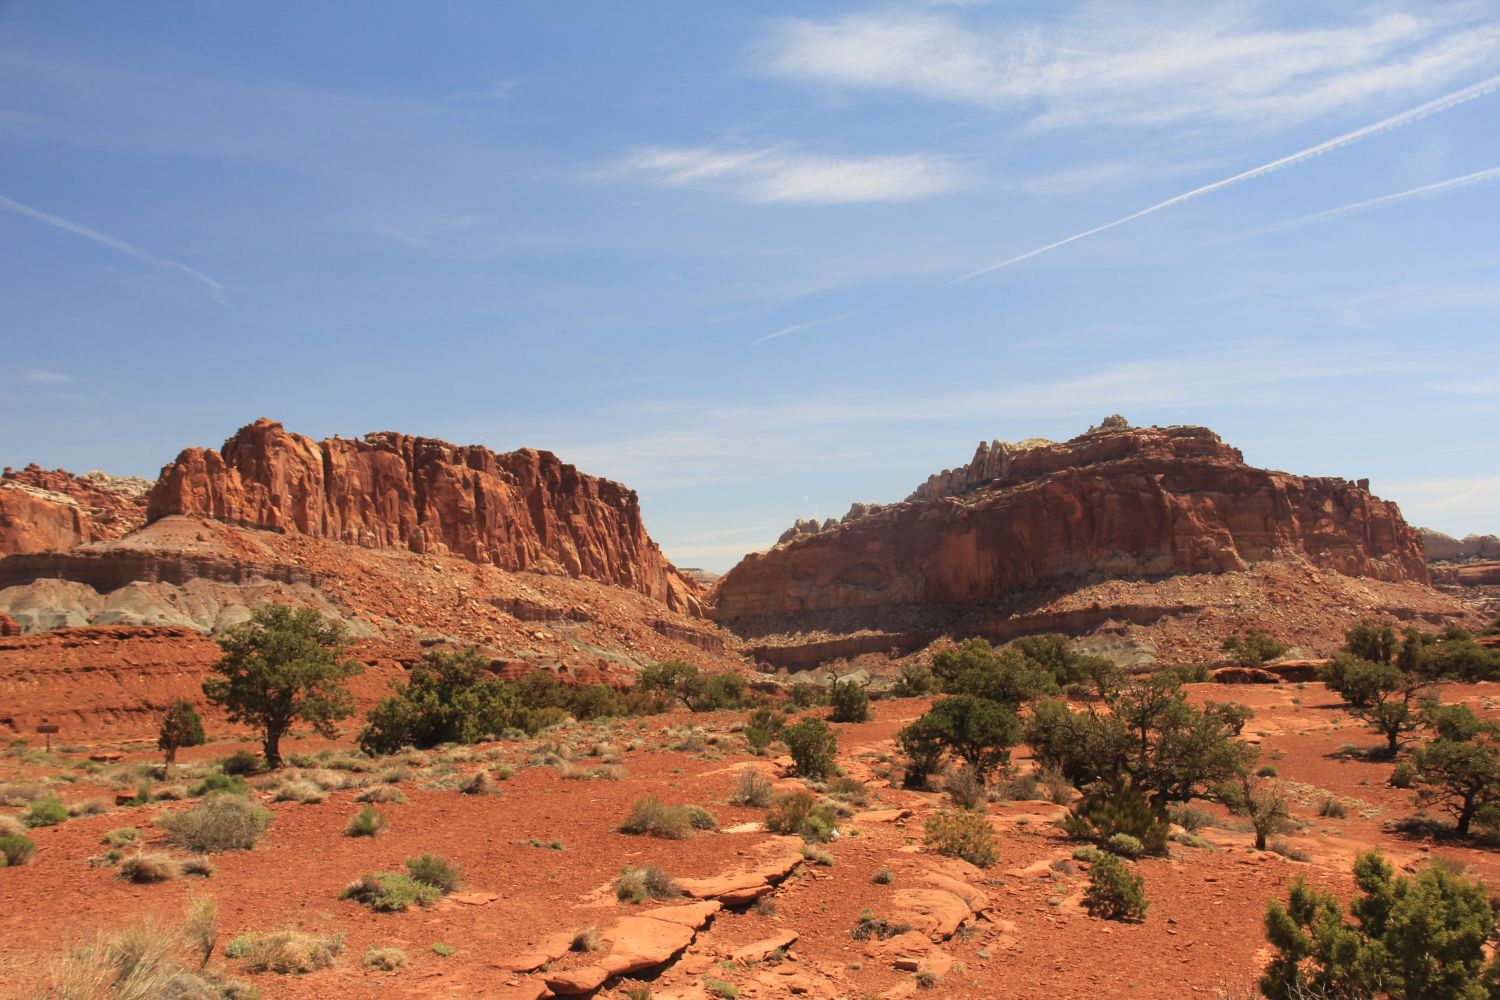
[0,465,150,556]
[714,424,1429,628]
[0,611,19,637]
[147,419,701,615]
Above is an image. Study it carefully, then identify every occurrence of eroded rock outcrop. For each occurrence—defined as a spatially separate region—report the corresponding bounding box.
[0,466,150,556]
[714,423,1430,632]
[1421,528,1500,563]
[147,419,701,614]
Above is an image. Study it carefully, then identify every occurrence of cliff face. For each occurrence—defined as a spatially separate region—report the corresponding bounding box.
[0,466,150,556]
[714,424,1429,626]
[146,419,701,615]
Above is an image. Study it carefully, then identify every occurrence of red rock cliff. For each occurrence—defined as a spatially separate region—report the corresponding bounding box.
[0,466,150,556]
[712,424,1428,625]
[146,419,701,615]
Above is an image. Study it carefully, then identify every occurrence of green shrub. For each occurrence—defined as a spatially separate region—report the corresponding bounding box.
[896,715,946,788]
[891,663,937,697]
[346,805,387,837]
[158,793,271,852]
[1105,833,1143,857]
[23,797,68,828]
[405,853,462,892]
[764,791,840,843]
[922,810,997,867]
[1083,853,1147,921]
[782,717,838,780]
[904,696,1020,783]
[1220,628,1288,668]
[342,872,442,911]
[191,773,250,798]
[1391,761,1416,788]
[828,680,870,723]
[1262,852,1497,999]
[1061,781,1168,855]
[221,750,263,776]
[0,833,36,866]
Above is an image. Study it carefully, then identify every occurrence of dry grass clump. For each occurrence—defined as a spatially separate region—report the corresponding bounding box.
[158,795,271,852]
[342,854,462,912]
[120,852,180,883]
[730,768,773,808]
[923,810,998,868]
[615,865,681,903]
[346,805,387,837]
[356,784,407,804]
[41,907,250,999]
[570,926,602,953]
[618,797,715,839]
[225,928,346,973]
[0,812,27,837]
[68,799,112,818]
[459,770,496,795]
[1,832,37,867]
[364,946,407,970]
[268,777,325,804]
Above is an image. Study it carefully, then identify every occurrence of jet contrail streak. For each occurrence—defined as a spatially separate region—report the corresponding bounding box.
[1239,165,1500,238]
[955,72,1500,282]
[0,194,225,301]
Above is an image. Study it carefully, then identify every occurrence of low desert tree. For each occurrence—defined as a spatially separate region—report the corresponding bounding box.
[1220,628,1288,668]
[896,714,947,788]
[203,603,363,769]
[828,678,870,723]
[1327,659,1434,757]
[1343,618,1398,665]
[1413,733,1500,837]
[360,648,520,754]
[907,695,1021,784]
[1216,771,1291,851]
[1261,851,1500,1000]
[636,661,701,708]
[1028,676,1250,804]
[930,638,1056,707]
[890,662,936,697]
[782,717,838,780]
[1082,852,1147,921]
[1204,700,1255,737]
[158,699,206,768]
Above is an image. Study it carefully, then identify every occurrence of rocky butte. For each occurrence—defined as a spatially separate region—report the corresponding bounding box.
[711,419,1461,666]
[147,418,700,615]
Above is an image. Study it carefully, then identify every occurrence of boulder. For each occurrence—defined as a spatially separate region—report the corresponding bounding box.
[732,930,798,964]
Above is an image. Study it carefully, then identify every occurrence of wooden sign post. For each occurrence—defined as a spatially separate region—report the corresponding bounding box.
[36,723,60,753]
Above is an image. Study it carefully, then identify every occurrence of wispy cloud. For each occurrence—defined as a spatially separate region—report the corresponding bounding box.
[753,312,855,346]
[1235,165,1500,239]
[20,369,71,384]
[955,71,1500,280]
[0,194,224,301]
[611,146,962,204]
[446,80,518,102]
[762,7,1500,130]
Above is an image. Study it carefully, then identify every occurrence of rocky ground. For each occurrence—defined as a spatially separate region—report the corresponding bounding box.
[4,680,1499,1000]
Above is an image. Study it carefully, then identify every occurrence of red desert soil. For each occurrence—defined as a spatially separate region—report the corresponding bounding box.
[5,685,1500,999]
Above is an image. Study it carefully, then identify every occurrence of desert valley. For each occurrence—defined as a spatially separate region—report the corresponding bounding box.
[1,416,1498,999]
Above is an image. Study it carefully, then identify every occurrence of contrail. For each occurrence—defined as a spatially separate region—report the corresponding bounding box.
[955,72,1500,282]
[753,312,855,345]
[1236,165,1500,239]
[0,194,225,302]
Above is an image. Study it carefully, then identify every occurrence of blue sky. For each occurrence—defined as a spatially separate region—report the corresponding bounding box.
[2,1,1498,571]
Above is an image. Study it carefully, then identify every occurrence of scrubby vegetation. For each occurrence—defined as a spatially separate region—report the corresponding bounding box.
[923,809,997,867]
[1220,628,1289,668]
[1262,852,1500,999]
[342,854,462,911]
[782,718,838,780]
[158,794,272,852]
[619,796,716,839]
[616,865,680,903]
[828,678,870,723]
[764,791,840,843]
[1082,852,1147,921]
[226,928,346,973]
